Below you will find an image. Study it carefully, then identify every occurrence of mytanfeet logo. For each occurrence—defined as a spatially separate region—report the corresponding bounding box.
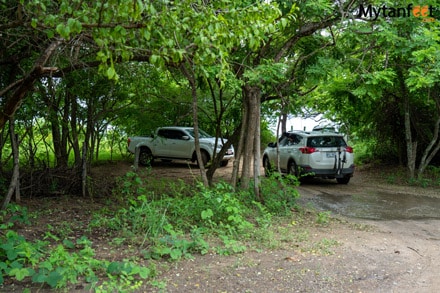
[357,3,437,22]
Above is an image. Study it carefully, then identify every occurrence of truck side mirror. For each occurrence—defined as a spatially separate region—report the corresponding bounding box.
[181,135,190,140]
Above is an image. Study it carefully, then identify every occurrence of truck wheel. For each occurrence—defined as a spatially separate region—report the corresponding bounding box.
[197,151,209,167]
[139,149,153,166]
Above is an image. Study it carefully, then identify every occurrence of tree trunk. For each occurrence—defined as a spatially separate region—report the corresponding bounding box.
[69,93,81,168]
[397,66,417,179]
[253,102,262,201]
[404,96,417,179]
[0,127,6,173]
[281,112,287,134]
[1,119,20,210]
[240,85,261,191]
[180,63,209,186]
[417,108,440,177]
[81,142,88,197]
[231,99,248,188]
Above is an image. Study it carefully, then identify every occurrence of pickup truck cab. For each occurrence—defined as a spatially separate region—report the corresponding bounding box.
[127,126,234,167]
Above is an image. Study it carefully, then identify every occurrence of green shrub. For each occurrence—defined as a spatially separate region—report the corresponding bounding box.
[0,204,152,290]
[259,173,300,216]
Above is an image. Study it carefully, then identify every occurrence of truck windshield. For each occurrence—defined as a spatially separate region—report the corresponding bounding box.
[187,129,213,138]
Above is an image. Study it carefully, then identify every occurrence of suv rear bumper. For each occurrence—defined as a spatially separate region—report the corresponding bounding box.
[299,164,355,178]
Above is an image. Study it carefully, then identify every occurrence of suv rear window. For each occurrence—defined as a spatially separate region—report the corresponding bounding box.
[307,136,347,148]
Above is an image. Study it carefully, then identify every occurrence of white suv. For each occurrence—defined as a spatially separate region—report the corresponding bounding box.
[262,131,355,184]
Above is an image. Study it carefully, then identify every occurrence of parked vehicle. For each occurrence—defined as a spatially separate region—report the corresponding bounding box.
[127,126,234,167]
[262,130,354,184]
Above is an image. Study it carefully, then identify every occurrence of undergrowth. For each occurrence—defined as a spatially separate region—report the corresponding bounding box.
[1,170,301,291]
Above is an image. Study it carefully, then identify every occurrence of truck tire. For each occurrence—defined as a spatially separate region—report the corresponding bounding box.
[139,148,153,166]
[197,151,209,167]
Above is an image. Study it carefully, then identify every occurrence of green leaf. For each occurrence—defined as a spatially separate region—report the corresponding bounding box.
[56,24,70,39]
[62,239,75,249]
[170,249,182,260]
[138,267,150,279]
[107,67,116,79]
[32,271,48,283]
[46,271,63,288]
[31,18,37,28]
[201,209,213,220]
[8,267,33,281]
[107,261,122,274]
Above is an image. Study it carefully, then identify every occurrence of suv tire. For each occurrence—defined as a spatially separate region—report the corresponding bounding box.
[336,176,350,184]
[263,156,272,177]
[288,161,299,177]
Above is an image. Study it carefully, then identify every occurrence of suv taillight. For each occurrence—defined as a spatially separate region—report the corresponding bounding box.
[127,138,131,147]
[345,146,353,153]
[299,147,317,154]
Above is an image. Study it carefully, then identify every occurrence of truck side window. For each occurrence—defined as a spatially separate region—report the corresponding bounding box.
[157,129,167,138]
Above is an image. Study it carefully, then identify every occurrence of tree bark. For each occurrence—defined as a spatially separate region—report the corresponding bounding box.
[397,65,417,178]
[417,97,440,177]
[240,85,261,191]
[0,39,62,130]
[180,62,209,186]
[1,119,20,210]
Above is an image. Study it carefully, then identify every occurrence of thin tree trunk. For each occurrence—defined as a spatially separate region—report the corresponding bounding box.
[253,101,262,201]
[281,112,287,134]
[397,66,417,179]
[81,142,88,197]
[69,94,81,168]
[1,119,20,210]
[231,101,248,188]
[180,62,209,186]
[418,116,440,177]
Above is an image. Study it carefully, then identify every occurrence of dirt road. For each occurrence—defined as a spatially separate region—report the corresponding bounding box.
[295,168,440,292]
[139,162,440,292]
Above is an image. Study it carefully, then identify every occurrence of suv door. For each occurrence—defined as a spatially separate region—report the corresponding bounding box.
[278,134,301,172]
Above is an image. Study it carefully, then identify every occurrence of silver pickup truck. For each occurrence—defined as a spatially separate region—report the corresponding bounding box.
[127,126,234,167]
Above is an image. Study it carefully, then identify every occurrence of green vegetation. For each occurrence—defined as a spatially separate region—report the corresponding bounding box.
[0,204,153,291]
[0,171,333,291]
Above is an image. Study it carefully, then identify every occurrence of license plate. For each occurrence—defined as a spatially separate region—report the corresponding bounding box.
[326,152,336,158]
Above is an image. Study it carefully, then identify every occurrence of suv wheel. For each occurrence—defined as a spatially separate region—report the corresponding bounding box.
[336,176,350,184]
[220,160,229,167]
[263,156,272,177]
[288,161,299,177]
